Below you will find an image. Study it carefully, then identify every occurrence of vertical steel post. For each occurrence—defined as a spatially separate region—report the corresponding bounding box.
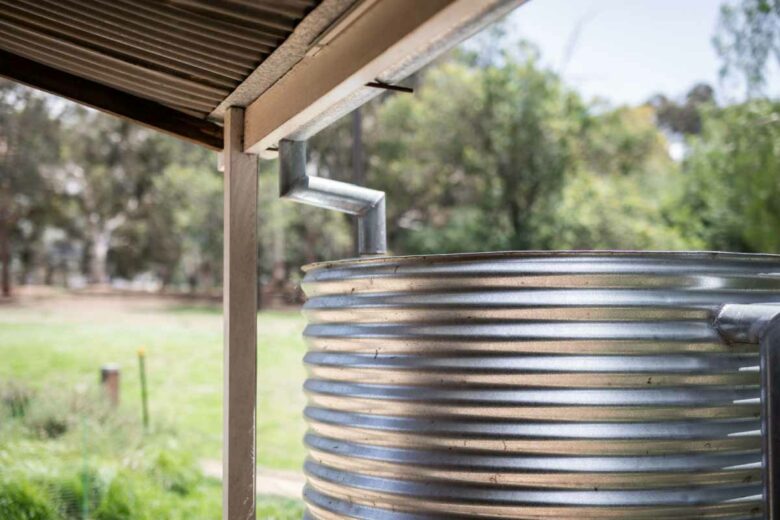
[715,304,780,519]
[223,106,258,520]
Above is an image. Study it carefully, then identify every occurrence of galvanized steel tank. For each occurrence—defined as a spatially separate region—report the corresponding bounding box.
[299,251,780,519]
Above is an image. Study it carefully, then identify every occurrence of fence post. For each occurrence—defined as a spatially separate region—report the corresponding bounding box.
[100,364,120,408]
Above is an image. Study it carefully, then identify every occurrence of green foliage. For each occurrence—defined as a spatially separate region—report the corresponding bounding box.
[257,496,306,519]
[402,207,511,253]
[0,303,308,469]
[714,0,780,97]
[148,165,223,289]
[148,451,202,496]
[537,103,696,251]
[369,49,584,252]
[57,108,179,284]
[94,471,167,520]
[2,381,33,418]
[4,16,780,292]
[674,99,780,252]
[45,468,104,520]
[0,380,224,520]
[540,170,692,250]
[0,479,58,520]
[92,464,218,520]
[365,51,698,254]
[581,105,672,177]
[650,83,716,135]
[0,81,62,295]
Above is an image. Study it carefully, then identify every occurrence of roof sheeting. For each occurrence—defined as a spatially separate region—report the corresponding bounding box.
[0,0,319,118]
[0,0,523,151]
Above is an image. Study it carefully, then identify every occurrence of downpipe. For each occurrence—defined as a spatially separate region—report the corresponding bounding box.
[278,139,386,257]
[715,304,780,519]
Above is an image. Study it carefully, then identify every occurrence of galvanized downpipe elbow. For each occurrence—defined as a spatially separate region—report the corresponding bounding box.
[279,139,386,256]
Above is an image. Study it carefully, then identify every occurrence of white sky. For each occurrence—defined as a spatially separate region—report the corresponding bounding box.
[479,0,780,105]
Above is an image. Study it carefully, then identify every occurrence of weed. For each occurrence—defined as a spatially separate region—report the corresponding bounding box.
[0,479,58,520]
[148,450,202,496]
[2,382,33,419]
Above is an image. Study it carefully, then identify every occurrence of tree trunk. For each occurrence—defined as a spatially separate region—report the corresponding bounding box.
[0,222,10,297]
[44,263,54,285]
[88,224,112,285]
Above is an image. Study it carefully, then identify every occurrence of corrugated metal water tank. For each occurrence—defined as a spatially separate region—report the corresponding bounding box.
[299,252,780,519]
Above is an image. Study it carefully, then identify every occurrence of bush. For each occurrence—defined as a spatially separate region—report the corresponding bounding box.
[21,395,72,440]
[0,479,58,520]
[45,468,105,520]
[2,382,33,419]
[94,473,143,520]
[93,468,222,520]
[0,381,239,519]
[148,451,202,496]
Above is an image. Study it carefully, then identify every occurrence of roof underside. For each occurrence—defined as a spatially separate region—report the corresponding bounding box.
[0,0,343,149]
[0,0,321,116]
[0,0,522,152]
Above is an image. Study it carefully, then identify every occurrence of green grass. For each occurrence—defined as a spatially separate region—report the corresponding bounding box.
[0,295,309,518]
[0,297,308,469]
[0,436,303,520]
[257,496,306,519]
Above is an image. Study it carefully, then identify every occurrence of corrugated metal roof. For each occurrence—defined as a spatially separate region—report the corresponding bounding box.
[0,0,343,148]
[0,0,522,151]
[0,0,320,117]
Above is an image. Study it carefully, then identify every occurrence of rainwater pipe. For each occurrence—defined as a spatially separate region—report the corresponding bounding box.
[278,139,386,256]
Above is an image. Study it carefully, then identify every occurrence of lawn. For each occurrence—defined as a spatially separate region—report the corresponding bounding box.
[0,291,309,519]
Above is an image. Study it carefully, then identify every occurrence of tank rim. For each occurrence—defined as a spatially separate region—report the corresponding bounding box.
[303,249,780,272]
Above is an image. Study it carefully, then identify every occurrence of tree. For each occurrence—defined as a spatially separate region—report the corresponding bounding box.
[478,52,582,248]
[0,81,60,296]
[538,103,693,250]
[148,163,222,290]
[539,171,694,250]
[581,105,673,176]
[675,99,780,252]
[714,0,780,97]
[367,47,583,253]
[650,83,716,136]
[57,107,172,284]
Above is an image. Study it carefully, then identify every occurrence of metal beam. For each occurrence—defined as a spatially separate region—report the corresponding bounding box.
[222,107,258,520]
[243,0,524,154]
[0,49,224,150]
